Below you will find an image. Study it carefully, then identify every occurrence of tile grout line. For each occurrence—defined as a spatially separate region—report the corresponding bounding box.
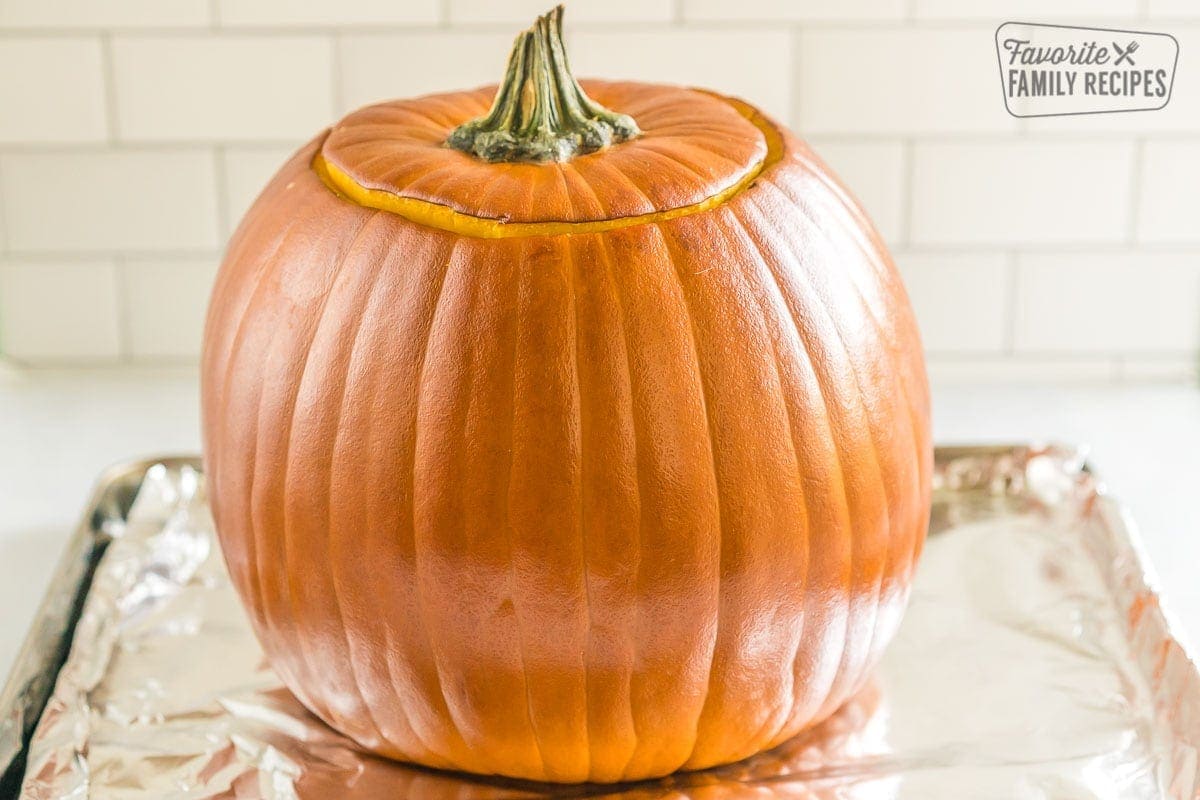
[914,351,1200,362]
[789,23,801,129]
[0,158,7,257]
[1127,138,1145,244]
[0,160,5,359]
[919,358,1200,384]
[5,18,1125,37]
[329,32,345,116]
[5,249,225,262]
[112,254,134,364]
[13,355,202,370]
[212,146,231,244]
[0,140,304,153]
[1003,252,1019,357]
[99,31,120,143]
[899,138,915,247]
[892,243,1200,255]
[12,133,1200,151]
[0,13,1182,33]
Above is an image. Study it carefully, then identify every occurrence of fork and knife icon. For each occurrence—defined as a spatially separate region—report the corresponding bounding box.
[1113,40,1139,66]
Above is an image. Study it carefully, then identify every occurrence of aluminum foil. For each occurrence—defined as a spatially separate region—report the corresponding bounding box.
[11,446,1200,799]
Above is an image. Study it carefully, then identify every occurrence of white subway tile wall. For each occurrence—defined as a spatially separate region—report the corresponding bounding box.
[111,37,335,141]
[796,27,1016,135]
[1137,141,1200,243]
[808,140,906,244]
[0,39,108,143]
[909,142,1135,245]
[912,0,1139,20]
[338,31,514,111]
[896,252,1011,355]
[121,256,219,359]
[218,145,299,237]
[216,0,440,27]
[569,29,793,120]
[683,0,906,22]
[449,0,674,24]
[0,1,1194,382]
[1015,252,1200,354]
[0,151,220,252]
[1148,0,1200,18]
[0,260,121,362]
[0,0,210,29]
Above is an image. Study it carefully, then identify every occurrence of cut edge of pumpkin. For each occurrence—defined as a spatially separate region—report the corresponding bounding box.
[311,95,784,239]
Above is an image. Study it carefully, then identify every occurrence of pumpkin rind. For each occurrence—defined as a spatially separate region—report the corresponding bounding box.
[321,81,769,224]
[201,81,931,784]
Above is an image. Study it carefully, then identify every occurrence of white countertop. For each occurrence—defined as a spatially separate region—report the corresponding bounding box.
[1,367,1198,678]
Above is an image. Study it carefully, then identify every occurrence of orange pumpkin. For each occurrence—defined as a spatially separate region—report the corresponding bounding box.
[201,5,931,785]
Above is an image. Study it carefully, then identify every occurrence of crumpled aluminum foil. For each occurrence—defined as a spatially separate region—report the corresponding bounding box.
[15,446,1200,798]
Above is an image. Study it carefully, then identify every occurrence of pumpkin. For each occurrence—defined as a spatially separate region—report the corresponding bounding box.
[287,680,883,799]
[201,5,931,786]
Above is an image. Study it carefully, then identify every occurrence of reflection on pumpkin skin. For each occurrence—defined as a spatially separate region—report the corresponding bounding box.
[227,682,896,800]
[202,4,931,780]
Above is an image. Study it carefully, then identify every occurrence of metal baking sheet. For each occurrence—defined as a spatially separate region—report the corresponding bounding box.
[3,445,1198,798]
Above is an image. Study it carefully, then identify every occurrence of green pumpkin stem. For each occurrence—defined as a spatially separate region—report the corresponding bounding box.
[445,5,640,163]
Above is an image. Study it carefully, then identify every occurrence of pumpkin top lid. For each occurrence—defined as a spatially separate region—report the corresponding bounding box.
[312,6,775,234]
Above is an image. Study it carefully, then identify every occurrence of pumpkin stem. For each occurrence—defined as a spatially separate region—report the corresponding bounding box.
[445,5,640,163]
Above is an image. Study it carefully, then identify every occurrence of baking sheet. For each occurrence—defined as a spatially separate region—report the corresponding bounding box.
[6,445,1200,798]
